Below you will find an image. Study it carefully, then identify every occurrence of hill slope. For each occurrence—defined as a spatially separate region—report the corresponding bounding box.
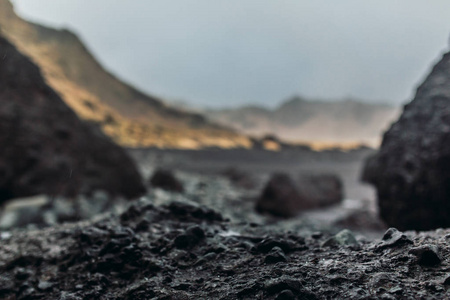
[208,96,400,147]
[0,0,250,149]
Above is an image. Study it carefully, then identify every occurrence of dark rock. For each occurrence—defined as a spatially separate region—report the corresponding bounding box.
[322,229,359,248]
[0,35,146,202]
[362,50,450,230]
[275,289,296,300]
[265,276,317,299]
[255,173,300,217]
[256,172,343,217]
[409,244,442,266]
[256,237,293,254]
[377,228,413,250]
[166,201,223,222]
[174,225,205,249]
[311,232,323,239]
[265,276,303,295]
[150,169,184,193]
[264,246,288,264]
[14,267,33,281]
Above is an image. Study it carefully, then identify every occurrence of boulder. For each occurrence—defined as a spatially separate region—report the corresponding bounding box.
[256,172,343,217]
[0,35,146,202]
[362,50,450,230]
[150,169,184,193]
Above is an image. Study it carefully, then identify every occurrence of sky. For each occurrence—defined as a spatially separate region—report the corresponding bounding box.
[11,0,450,108]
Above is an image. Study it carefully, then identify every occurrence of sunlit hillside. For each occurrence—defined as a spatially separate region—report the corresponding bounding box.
[0,0,251,149]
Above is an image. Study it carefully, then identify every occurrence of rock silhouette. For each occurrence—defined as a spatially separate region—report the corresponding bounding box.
[149,169,184,193]
[256,172,343,217]
[363,50,450,230]
[0,35,146,202]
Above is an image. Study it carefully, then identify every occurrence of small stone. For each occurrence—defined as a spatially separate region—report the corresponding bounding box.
[256,238,293,253]
[0,231,11,240]
[311,232,323,239]
[409,244,442,266]
[275,289,295,300]
[265,276,303,294]
[264,246,288,264]
[335,229,358,246]
[377,228,413,250]
[150,169,184,193]
[174,225,205,249]
[38,280,54,291]
[186,225,205,240]
[443,275,450,285]
[389,286,403,295]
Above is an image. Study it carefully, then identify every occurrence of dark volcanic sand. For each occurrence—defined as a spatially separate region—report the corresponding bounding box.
[1,198,450,299]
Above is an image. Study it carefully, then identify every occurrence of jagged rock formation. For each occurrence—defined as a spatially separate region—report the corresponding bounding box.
[0,0,250,149]
[362,50,450,231]
[0,35,145,202]
[208,97,400,148]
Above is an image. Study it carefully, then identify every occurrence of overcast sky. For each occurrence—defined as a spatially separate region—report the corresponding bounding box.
[11,0,450,108]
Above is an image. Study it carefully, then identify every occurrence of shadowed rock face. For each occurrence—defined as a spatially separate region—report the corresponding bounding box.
[149,169,184,193]
[256,173,343,217]
[0,35,146,202]
[362,51,450,231]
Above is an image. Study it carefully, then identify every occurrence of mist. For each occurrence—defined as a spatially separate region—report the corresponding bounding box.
[12,0,450,108]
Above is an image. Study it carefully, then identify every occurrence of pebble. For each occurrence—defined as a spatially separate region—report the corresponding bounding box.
[443,275,450,286]
[311,232,323,239]
[264,246,288,264]
[322,229,359,247]
[174,225,205,249]
[377,228,413,250]
[256,238,292,254]
[38,280,54,291]
[275,289,295,300]
[408,244,442,266]
[265,276,303,295]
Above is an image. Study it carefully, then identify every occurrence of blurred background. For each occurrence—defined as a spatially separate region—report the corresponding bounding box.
[1,0,450,234]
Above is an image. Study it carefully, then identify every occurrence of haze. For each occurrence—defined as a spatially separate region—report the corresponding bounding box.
[11,0,450,108]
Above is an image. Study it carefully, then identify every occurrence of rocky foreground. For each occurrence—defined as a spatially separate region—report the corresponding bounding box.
[0,198,449,300]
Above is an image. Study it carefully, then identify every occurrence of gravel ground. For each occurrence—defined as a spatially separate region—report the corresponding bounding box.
[1,198,450,299]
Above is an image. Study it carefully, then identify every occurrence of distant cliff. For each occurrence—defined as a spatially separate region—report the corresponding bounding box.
[0,0,250,149]
[207,97,400,147]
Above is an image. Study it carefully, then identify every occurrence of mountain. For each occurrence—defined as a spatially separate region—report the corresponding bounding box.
[0,0,250,149]
[207,96,401,148]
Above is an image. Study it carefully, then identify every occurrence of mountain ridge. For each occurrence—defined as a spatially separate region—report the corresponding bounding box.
[207,96,401,147]
[0,0,251,149]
